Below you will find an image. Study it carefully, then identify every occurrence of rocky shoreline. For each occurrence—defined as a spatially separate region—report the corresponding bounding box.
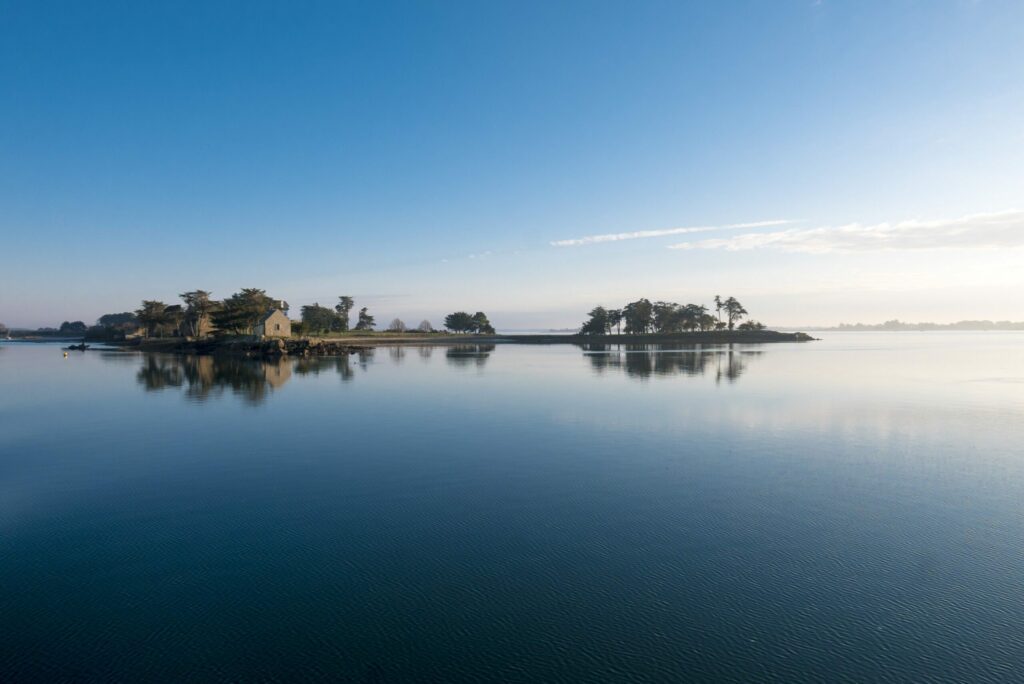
[124,337,371,358]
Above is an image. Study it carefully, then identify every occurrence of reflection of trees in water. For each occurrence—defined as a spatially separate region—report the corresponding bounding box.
[98,352,139,365]
[445,344,495,368]
[417,346,434,361]
[294,355,356,382]
[581,344,761,383]
[137,355,184,391]
[388,346,406,364]
[136,354,293,404]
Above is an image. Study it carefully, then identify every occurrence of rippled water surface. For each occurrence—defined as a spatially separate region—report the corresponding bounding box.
[2,334,1023,682]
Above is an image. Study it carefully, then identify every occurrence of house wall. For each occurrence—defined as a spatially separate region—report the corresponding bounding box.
[257,310,291,338]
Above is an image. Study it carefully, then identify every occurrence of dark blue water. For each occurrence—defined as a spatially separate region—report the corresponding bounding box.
[2,335,1023,682]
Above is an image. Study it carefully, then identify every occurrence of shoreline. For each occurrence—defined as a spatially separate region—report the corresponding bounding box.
[112,330,815,358]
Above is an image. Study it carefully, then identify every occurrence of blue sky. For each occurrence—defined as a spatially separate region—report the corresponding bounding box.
[2,0,1022,328]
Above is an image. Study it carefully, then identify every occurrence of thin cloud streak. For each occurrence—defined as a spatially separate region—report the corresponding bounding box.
[550,219,795,247]
[667,210,1024,253]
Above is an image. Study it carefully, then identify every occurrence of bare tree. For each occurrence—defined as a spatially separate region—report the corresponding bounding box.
[388,318,407,332]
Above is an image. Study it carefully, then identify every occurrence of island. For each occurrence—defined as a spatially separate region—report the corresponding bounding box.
[7,288,815,358]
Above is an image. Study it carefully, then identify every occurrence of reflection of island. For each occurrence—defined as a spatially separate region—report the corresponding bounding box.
[136,354,294,404]
[445,344,495,368]
[581,344,761,382]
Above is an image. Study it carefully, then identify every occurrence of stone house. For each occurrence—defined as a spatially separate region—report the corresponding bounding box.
[255,309,291,338]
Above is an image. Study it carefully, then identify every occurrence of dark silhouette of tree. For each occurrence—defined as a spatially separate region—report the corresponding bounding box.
[163,305,185,335]
[699,313,718,331]
[59,321,88,334]
[581,306,611,335]
[623,299,654,333]
[301,303,338,334]
[738,320,765,330]
[135,301,170,337]
[722,297,748,330]
[444,311,475,333]
[180,290,216,337]
[97,312,138,328]
[608,308,623,334]
[355,307,375,331]
[0,322,8,337]
[652,302,683,333]
[471,312,495,334]
[335,296,354,332]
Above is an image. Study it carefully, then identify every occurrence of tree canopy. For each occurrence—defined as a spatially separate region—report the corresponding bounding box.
[300,303,339,334]
[355,307,375,331]
[135,301,170,337]
[97,312,139,328]
[180,290,217,337]
[443,311,494,333]
[59,320,88,334]
[210,288,280,335]
[334,296,354,332]
[471,312,495,334]
[722,297,748,330]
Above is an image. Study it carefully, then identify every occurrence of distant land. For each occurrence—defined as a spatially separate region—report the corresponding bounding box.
[793,319,1024,332]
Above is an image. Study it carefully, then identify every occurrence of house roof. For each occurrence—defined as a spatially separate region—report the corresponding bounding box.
[258,308,287,324]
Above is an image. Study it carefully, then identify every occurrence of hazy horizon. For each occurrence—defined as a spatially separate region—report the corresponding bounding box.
[3,2,1022,329]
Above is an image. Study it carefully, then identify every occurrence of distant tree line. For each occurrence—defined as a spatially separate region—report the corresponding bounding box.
[580,296,763,335]
[834,319,1024,331]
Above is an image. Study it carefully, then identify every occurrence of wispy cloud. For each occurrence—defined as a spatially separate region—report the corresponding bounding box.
[550,220,795,247]
[667,210,1024,253]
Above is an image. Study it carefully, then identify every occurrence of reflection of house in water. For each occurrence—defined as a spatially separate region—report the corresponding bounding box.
[263,359,291,388]
[580,343,761,383]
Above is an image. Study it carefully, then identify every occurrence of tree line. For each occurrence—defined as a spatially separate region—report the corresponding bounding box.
[580,296,763,335]
[133,288,284,338]
[299,296,368,334]
[111,288,499,338]
[443,311,495,334]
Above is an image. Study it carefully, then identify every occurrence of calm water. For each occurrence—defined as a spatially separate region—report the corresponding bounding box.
[2,334,1023,682]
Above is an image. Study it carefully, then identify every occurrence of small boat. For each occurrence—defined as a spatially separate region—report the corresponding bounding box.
[64,343,90,351]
